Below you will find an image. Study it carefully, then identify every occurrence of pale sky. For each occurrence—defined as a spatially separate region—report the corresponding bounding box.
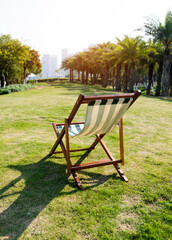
[1,0,172,61]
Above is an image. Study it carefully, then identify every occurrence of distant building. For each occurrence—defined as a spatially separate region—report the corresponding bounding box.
[61,48,69,61]
[42,55,49,78]
[61,48,69,77]
[41,54,58,78]
[49,55,58,77]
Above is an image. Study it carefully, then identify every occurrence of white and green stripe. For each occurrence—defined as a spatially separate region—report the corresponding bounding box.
[57,124,84,137]
[56,97,133,137]
[78,97,132,136]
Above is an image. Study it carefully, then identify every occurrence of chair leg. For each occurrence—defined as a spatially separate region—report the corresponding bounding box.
[52,122,67,158]
[113,163,128,182]
[71,171,83,190]
[119,118,124,165]
[98,137,128,182]
[49,138,60,156]
[65,118,72,174]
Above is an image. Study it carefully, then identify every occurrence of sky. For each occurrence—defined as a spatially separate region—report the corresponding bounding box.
[1,0,172,63]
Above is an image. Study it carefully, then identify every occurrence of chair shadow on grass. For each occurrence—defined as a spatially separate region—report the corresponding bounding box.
[0,153,117,240]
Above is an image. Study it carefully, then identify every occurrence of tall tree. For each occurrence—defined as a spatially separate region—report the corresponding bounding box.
[154,43,164,96]
[145,40,157,95]
[96,42,114,87]
[23,49,42,83]
[116,36,146,92]
[0,34,30,85]
[143,10,172,96]
[61,57,74,82]
[73,52,86,83]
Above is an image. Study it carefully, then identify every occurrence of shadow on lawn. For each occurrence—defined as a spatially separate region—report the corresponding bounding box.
[142,94,172,103]
[0,154,116,240]
[51,81,116,95]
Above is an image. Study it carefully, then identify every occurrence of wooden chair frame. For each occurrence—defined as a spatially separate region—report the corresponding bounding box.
[49,91,141,189]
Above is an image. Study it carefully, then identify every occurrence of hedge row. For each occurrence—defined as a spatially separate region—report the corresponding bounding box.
[0,84,37,95]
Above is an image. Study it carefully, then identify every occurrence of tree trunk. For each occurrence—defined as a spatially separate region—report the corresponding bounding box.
[128,62,135,92]
[85,70,88,84]
[105,66,109,88]
[169,63,172,96]
[90,73,93,84]
[1,73,5,87]
[116,64,121,91]
[70,68,72,82]
[123,64,128,92]
[70,68,73,82]
[101,73,105,87]
[102,70,107,88]
[72,69,74,82]
[147,62,154,95]
[112,67,115,89]
[78,71,80,82]
[155,61,163,96]
[92,73,96,85]
[162,47,170,96]
[23,65,26,84]
[81,70,84,84]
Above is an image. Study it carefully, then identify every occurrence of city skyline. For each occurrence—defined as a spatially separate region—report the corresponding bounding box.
[41,49,71,78]
[41,54,58,78]
[1,0,172,58]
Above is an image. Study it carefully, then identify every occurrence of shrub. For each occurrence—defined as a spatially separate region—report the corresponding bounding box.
[0,83,36,95]
[0,88,11,95]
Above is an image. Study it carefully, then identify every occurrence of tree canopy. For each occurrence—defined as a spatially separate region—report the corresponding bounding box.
[0,34,41,86]
[61,11,172,96]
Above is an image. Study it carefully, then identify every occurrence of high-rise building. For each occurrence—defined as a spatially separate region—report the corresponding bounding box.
[61,48,69,77]
[42,54,50,78]
[41,54,58,78]
[49,55,58,77]
[61,48,69,61]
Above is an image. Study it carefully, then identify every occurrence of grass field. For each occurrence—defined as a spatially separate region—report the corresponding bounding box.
[0,82,172,240]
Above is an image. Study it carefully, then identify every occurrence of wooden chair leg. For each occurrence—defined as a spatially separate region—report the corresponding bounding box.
[71,171,83,190]
[119,118,124,165]
[52,122,66,158]
[88,134,105,152]
[99,136,128,182]
[65,118,72,175]
[49,138,60,156]
[113,163,128,182]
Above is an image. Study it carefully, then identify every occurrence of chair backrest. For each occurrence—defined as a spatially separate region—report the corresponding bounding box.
[78,97,133,136]
[57,91,141,139]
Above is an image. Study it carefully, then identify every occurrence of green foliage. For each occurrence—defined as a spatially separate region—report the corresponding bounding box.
[0,34,30,85]
[24,49,42,78]
[0,34,41,86]
[0,83,36,94]
[0,88,11,95]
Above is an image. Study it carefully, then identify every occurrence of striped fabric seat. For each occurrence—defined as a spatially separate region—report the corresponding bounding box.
[57,97,133,137]
[57,124,84,137]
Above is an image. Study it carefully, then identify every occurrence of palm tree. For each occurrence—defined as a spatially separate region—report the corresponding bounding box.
[88,45,102,85]
[154,42,164,96]
[143,10,172,96]
[73,52,86,83]
[116,35,146,92]
[144,40,157,95]
[61,56,74,82]
[96,42,115,87]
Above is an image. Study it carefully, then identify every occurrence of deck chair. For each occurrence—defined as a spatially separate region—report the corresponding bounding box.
[49,91,141,189]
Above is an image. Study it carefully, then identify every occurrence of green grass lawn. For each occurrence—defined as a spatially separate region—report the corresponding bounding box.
[0,82,172,240]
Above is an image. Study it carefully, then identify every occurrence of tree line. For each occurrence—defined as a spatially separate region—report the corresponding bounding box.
[62,11,172,96]
[0,34,42,87]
